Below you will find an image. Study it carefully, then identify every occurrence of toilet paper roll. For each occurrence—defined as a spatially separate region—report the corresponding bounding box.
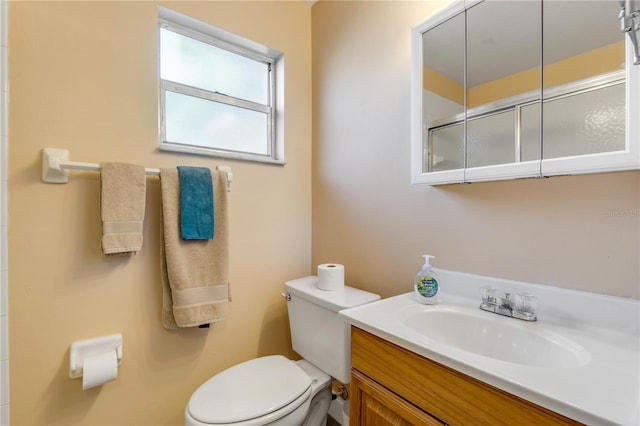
[317,263,345,291]
[82,350,118,390]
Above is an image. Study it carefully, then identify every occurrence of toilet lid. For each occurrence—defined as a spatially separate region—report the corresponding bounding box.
[187,355,312,424]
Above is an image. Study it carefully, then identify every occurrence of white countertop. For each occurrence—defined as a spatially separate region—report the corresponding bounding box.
[339,269,640,425]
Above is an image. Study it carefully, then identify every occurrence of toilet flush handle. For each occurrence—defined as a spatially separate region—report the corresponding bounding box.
[281,292,291,301]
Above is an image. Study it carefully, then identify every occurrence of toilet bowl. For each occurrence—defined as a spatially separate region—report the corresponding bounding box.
[185,276,380,426]
[185,356,331,426]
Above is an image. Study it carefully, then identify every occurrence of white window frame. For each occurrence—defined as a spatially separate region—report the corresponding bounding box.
[158,7,285,164]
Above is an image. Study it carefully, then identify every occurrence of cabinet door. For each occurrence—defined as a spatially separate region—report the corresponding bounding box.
[350,369,443,426]
[539,0,639,177]
[463,0,542,183]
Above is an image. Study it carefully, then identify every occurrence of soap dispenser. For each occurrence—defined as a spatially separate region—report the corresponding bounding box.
[414,255,439,304]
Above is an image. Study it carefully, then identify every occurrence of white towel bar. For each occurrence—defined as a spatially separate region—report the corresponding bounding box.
[41,148,233,191]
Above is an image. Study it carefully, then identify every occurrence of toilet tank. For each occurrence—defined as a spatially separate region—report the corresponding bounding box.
[284,276,380,383]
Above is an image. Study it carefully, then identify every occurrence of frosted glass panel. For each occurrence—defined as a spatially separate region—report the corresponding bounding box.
[429,123,464,172]
[165,91,268,155]
[161,28,268,105]
[521,103,541,162]
[543,84,625,159]
[467,111,516,168]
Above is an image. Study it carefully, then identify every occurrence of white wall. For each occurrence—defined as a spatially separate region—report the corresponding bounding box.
[311,1,639,300]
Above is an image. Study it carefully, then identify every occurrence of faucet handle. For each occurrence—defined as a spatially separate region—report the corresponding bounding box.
[480,287,497,304]
[514,293,537,315]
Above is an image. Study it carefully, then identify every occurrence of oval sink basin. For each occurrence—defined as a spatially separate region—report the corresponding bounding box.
[402,306,590,368]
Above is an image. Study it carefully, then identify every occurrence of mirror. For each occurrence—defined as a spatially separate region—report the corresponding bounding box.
[465,0,541,169]
[542,1,625,160]
[413,0,639,185]
[421,12,465,173]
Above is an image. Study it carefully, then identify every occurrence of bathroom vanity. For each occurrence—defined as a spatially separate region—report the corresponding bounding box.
[340,269,640,425]
[349,327,579,425]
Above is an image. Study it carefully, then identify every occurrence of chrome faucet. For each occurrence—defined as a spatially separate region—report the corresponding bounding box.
[496,292,514,315]
[619,0,640,65]
[480,288,537,322]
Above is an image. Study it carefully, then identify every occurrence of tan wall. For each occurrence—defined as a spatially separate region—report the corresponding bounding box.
[469,42,625,107]
[423,66,464,105]
[424,42,625,107]
[312,1,639,300]
[9,1,311,425]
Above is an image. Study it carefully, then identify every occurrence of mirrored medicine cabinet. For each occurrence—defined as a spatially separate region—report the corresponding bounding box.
[411,0,640,185]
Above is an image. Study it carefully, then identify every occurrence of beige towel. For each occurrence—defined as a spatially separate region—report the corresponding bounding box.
[100,162,146,256]
[160,167,229,329]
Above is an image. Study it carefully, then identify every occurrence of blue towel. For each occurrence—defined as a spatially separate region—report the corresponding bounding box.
[177,166,214,240]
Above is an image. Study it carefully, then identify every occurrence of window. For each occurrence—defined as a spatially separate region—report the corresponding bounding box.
[158,7,285,164]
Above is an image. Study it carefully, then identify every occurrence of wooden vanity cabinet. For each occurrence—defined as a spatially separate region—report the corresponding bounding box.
[350,368,444,425]
[349,327,583,426]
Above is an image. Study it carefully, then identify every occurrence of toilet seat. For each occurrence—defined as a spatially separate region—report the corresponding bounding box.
[186,355,312,425]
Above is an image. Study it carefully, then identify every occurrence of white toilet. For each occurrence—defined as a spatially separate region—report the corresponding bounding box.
[185,276,380,426]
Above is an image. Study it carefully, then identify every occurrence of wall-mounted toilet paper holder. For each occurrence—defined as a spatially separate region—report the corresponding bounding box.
[69,333,123,379]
